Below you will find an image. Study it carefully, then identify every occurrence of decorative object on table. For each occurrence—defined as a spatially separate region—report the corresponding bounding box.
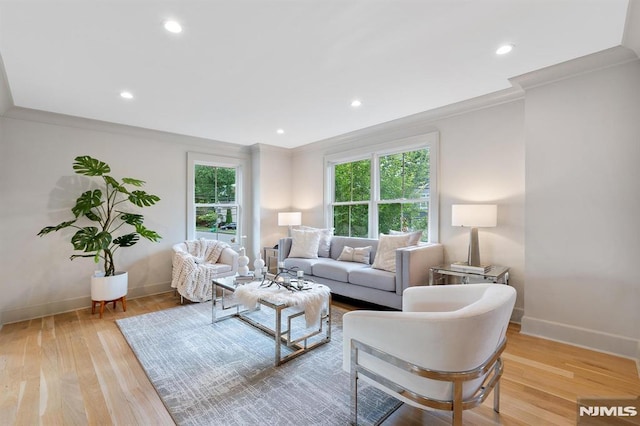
[261,266,313,292]
[37,155,161,316]
[451,204,497,266]
[237,236,250,276]
[253,252,265,276]
[278,211,302,237]
[449,261,491,274]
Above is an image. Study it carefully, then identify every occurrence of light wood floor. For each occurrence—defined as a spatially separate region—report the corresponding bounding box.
[1,292,638,425]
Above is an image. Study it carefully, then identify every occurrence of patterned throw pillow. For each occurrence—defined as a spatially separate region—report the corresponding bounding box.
[289,228,321,259]
[336,245,372,264]
[371,233,412,272]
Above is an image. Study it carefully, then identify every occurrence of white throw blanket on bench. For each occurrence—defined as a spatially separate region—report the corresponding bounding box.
[172,239,229,302]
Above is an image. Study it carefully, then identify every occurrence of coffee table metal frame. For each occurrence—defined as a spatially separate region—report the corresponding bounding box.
[211,276,332,366]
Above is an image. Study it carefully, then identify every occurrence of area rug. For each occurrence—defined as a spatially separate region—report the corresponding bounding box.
[116,302,402,425]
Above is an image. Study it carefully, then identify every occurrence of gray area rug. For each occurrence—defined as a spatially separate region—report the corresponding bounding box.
[117,302,401,425]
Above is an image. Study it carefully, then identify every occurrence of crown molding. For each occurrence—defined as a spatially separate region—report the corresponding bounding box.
[293,87,523,155]
[510,46,638,91]
[3,106,252,157]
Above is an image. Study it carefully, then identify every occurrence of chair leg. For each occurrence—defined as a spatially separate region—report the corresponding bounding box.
[493,378,501,413]
[350,344,359,425]
[452,381,463,426]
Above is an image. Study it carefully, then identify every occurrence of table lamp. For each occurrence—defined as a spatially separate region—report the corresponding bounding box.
[278,211,301,237]
[451,204,497,266]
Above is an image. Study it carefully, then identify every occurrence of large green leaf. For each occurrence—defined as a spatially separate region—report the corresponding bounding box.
[135,224,162,242]
[71,190,103,218]
[113,233,140,247]
[122,177,145,187]
[71,227,111,252]
[37,220,76,236]
[73,156,110,176]
[128,191,160,207]
[103,176,124,191]
[85,210,102,222]
[119,212,143,226]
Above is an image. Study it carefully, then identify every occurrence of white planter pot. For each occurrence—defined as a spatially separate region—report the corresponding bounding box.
[91,271,128,301]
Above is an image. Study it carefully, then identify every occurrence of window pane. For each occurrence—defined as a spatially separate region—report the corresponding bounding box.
[380,149,429,200]
[195,164,236,204]
[333,204,369,238]
[194,205,239,244]
[334,159,370,202]
[378,202,428,240]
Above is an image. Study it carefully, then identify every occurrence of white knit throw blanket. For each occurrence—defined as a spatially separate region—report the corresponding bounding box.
[233,281,330,328]
[171,239,230,302]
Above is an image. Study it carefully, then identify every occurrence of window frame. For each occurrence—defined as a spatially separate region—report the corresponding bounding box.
[324,132,439,242]
[187,152,244,242]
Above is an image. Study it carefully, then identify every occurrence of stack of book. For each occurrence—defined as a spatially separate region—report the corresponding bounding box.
[449,262,491,274]
[235,272,256,283]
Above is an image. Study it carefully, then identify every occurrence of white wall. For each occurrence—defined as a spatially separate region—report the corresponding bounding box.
[291,97,527,318]
[520,53,640,358]
[0,110,251,323]
[253,144,294,253]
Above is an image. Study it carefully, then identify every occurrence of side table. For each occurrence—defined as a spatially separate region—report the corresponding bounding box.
[429,264,510,285]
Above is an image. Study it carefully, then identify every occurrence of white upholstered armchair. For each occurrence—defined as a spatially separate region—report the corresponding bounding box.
[171,239,239,303]
[343,284,516,426]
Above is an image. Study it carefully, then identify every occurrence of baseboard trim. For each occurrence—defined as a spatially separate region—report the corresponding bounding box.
[511,307,524,324]
[521,315,639,361]
[0,282,173,325]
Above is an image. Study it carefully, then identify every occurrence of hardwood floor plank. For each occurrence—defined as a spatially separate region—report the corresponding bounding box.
[1,291,638,425]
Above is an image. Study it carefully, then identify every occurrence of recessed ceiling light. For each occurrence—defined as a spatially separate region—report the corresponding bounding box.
[496,44,514,55]
[164,20,182,34]
[276,129,285,135]
[120,91,134,99]
[351,99,362,107]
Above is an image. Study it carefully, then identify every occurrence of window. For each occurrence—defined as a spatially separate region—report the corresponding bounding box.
[326,133,439,242]
[187,153,243,244]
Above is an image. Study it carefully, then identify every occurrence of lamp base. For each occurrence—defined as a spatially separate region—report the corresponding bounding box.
[467,227,481,266]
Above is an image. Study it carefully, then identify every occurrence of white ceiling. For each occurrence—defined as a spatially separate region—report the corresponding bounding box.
[0,0,630,148]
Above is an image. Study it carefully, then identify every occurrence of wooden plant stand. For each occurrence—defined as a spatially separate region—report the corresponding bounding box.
[91,296,127,319]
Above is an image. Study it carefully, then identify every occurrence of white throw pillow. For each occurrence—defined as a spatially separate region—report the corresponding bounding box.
[300,226,333,257]
[289,228,321,259]
[337,246,372,264]
[389,229,423,246]
[371,233,412,272]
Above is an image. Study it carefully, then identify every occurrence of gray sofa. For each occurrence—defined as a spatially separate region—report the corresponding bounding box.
[278,236,444,309]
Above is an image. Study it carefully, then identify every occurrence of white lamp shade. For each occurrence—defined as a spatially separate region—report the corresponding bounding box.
[451,204,497,227]
[278,211,302,226]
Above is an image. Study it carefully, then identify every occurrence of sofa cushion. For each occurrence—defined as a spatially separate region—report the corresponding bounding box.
[337,246,372,264]
[289,228,321,259]
[312,260,369,282]
[300,226,333,258]
[283,257,333,275]
[349,268,396,292]
[371,233,411,272]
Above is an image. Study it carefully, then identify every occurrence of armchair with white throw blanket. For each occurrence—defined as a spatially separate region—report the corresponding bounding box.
[171,239,239,302]
[343,284,516,426]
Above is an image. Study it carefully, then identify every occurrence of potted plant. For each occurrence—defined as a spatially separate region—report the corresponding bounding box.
[38,155,161,308]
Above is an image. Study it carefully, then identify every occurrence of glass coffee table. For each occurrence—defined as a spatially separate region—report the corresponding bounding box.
[211,275,332,366]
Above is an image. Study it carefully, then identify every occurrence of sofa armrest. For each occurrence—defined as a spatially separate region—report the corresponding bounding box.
[278,237,293,261]
[219,247,239,274]
[395,243,444,295]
